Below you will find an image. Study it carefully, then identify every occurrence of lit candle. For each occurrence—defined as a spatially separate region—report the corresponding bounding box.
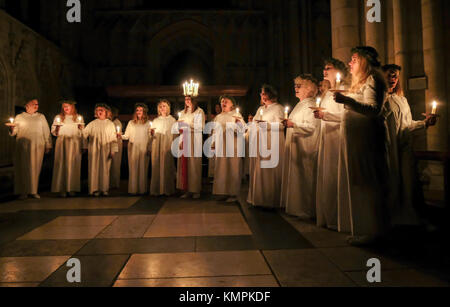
[178,112,182,120]
[316,97,322,108]
[9,117,14,124]
[284,107,289,119]
[116,126,121,134]
[150,121,153,129]
[236,108,240,115]
[336,73,341,90]
[260,109,264,118]
[56,116,61,125]
[77,115,83,123]
[431,101,437,115]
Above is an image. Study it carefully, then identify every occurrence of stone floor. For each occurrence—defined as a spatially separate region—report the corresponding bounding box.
[0,183,449,288]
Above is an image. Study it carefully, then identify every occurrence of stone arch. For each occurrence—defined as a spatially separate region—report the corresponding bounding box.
[148,19,216,84]
[0,55,14,166]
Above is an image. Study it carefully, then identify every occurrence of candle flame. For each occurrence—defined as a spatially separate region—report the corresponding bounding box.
[9,117,14,124]
[336,73,341,82]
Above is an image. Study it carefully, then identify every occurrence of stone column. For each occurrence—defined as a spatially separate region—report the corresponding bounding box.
[364,0,386,64]
[392,0,409,96]
[330,0,361,63]
[421,0,448,151]
[289,0,301,74]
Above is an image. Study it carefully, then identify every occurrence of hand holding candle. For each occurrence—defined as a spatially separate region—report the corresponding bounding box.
[6,117,15,128]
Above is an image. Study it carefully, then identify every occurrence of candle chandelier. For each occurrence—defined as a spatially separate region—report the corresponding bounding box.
[183,80,200,97]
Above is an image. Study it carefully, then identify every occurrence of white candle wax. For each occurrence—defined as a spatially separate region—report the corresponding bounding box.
[116,126,121,134]
[431,101,437,115]
[316,98,322,108]
[336,73,341,89]
[284,107,289,119]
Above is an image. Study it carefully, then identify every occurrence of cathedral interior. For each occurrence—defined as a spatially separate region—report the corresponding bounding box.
[0,0,450,289]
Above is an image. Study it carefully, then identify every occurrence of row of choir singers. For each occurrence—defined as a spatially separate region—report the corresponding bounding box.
[7,46,438,246]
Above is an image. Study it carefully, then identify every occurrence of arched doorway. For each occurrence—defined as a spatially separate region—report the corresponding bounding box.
[162,50,213,86]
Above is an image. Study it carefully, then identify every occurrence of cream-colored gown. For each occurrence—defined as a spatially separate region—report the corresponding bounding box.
[176,108,205,194]
[337,75,390,236]
[9,112,52,195]
[122,120,151,194]
[385,93,425,225]
[212,111,244,197]
[51,115,82,193]
[150,115,177,196]
[110,118,123,189]
[316,91,345,229]
[83,119,118,194]
[281,97,320,218]
[247,103,285,208]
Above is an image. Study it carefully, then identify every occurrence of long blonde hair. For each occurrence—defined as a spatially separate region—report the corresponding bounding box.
[158,99,172,116]
[350,53,387,94]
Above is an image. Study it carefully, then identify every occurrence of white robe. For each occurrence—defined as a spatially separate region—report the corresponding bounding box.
[176,108,205,194]
[150,115,177,196]
[83,119,118,194]
[337,75,390,236]
[122,120,151,194]
[51,115,82,193]
[212,111,244,197]
[385,94,425,225]
[247,103,285,208]
[281,97,320,218]
[110,118,123,189]
[9,112,52,195]
[316,91,345,229]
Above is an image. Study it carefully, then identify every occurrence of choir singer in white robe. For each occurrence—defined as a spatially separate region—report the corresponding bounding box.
[8,98,52,199]
[313,59,349,230]
[176,96,205,199]
[122,103,151,195]
[83,104,119,197]
[281,75,321,218]
[334,46,391,245]
[150,100,177,196]
[247,84,285,208]
[51,100,83,197]
[211,95,245,203]
[382,64,437,226]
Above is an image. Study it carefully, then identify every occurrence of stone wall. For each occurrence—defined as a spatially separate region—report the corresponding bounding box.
[330,0,448,152]
[0,9,82,195]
